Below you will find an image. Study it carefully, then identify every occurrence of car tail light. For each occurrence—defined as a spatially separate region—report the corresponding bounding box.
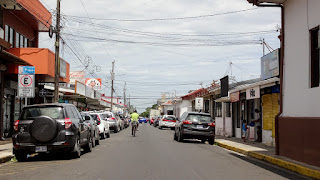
[14,120,19,131]
[163,119,168,121]
[183,120,192,124]
[111,117,116,120]
[208,122,215,127]
[65,118,72,129]
[97,115,101,125]
[172,120,176,122]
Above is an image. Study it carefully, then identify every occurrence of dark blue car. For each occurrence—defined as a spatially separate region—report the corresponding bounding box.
[138,117,148,123]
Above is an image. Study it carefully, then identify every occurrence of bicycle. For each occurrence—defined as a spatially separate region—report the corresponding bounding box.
[131,121,138,137]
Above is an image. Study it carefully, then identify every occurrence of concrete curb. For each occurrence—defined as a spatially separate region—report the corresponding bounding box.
[215,141,320,180]
[0,155,13,164]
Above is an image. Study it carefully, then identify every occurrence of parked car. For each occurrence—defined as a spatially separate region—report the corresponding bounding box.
[138,117,148,123]
[103,112,121,133]
[89,112,110,139]
[115,113,125,130]
[12,104,93,161]
[159,115,176,130]
[174,112,215,145]
[81,112,100,146]
[150,117,156,125]
[153,116,161,127]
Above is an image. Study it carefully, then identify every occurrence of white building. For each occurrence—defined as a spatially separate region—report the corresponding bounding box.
[248,0,320,167]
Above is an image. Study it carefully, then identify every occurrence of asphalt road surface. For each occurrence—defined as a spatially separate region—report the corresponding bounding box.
[0,124,311,180]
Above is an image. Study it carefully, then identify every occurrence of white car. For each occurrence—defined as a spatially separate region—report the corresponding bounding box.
[89,113,110,139]
[103,112,121,133]
[159,115,177,130]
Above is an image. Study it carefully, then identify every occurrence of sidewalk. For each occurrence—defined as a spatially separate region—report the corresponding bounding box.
[215,136,320,179]
[0,139,13,164]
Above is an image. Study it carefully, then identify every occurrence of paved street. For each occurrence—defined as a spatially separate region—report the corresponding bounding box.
[0,124,310,180]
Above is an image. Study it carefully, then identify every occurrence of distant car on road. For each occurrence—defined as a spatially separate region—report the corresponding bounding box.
[12,104,93,161]
[138,117,148,123]
[174,112,215,145]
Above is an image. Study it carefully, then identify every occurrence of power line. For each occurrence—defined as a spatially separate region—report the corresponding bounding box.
[61,8,258,22]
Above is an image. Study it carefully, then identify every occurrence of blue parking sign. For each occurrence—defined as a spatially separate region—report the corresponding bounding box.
[19,66,35,74]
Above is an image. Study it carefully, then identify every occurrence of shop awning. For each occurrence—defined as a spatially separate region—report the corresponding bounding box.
[229,77,280,94]
[215,97,230,102]
[0,50,30,65]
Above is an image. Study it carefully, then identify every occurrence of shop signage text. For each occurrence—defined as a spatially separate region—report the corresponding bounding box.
[246,87,260,100]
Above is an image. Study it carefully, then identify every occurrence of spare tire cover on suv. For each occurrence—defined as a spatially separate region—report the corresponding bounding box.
[31,116,57,142]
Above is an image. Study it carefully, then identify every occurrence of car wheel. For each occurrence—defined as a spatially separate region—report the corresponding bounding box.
[177,130,184,142]
[101,130,106,139]
[96,136,100,145]
[84,136,93,152]
[14,150,27,162]
[159,126,162,129]
[174,132,178,141]
[71,135,81,158]
[201,139,206,143]
[114,126,118,133]
[208,139,215,145]
[107,131,111,138]
[92,134,96,147]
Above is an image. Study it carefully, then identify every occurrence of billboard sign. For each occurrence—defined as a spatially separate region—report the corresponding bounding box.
[85,78,102,90]
[261,49,280,80]
[220,76,229,97]
[195,97,204,110]
[19,66,35,74]
[70,71,85,84]
[60,59,67,78]
[75,81,86,96]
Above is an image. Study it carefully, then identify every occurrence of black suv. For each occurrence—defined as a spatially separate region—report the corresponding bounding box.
[174,112,215,145]
[12,104,93,161]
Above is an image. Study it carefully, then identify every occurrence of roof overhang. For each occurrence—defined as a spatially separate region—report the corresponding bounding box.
[229,77,279,94]
[0,0,22,10]
[215,97,230,103]
[248,0,285,5]
[0,49,30,65]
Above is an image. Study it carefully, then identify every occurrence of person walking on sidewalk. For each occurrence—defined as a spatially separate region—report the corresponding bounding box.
[242,120,248,142]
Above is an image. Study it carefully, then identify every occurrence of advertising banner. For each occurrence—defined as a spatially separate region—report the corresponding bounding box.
[230,91,240,102]
[70,71,85,84]
[261,49,280,80]
[85,78,102,90]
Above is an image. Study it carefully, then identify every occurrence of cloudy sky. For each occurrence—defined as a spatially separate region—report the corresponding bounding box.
[38,0,281,112]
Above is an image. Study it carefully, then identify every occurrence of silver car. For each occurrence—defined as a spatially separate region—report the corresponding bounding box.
[103,112,121,133]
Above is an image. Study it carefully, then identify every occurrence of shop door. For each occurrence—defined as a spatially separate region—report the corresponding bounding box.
[232,102,240,137]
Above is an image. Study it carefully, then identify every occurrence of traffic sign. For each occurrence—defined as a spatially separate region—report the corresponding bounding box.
[18,74,35,98]
[19,66,35,74]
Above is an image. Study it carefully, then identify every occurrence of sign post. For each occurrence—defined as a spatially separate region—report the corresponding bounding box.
[18,66,35,106]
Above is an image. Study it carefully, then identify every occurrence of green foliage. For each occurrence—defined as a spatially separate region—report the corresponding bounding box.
[140,104,158,117]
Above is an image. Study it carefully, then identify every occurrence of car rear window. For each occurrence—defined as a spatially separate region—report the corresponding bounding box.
[186,114,213,123]
[165,116,176,120]
[90,114,99,120]
[103,113,112,119]
[21,107,64,120]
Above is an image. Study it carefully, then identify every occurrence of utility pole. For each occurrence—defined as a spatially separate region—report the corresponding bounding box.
[262,38,265,56]
[54,0,61,103]
[110,61,115,111]
[128,94,130,112]
[123,82,126,115]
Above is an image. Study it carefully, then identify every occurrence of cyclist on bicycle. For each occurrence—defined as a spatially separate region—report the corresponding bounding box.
[130,110,139,135]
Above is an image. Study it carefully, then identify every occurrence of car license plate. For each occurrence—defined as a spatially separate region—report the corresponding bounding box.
[35,146,47,152]
[197,125,203,129]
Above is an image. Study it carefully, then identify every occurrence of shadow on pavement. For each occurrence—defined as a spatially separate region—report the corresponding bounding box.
[228,152,311,180]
